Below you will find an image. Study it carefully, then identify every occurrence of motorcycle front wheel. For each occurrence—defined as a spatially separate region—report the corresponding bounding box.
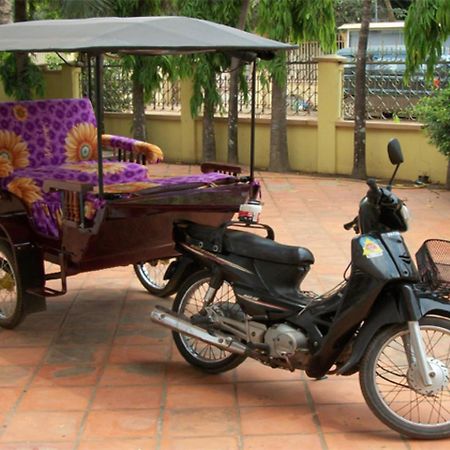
[359,316,450,439]
[172,270,246,374]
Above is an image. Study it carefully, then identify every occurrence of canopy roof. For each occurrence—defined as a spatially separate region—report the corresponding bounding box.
[0,16,295,57]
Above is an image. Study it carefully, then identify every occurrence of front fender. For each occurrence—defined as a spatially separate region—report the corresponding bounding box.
[337,291,450,376]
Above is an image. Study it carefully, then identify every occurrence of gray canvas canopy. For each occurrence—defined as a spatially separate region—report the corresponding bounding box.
[0,16,294,195]
[0,16,295,57]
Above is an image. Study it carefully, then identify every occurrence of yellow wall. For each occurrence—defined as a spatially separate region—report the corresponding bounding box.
[1,64,447,185]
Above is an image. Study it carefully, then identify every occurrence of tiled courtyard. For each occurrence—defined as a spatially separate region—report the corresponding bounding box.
[1,164,449,450]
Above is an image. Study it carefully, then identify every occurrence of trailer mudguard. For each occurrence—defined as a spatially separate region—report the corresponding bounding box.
[0,214,46,315]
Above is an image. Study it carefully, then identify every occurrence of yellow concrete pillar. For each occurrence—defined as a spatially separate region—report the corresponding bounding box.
[180,79,197,162]
[43,65,81,99]
[316,55,346,174]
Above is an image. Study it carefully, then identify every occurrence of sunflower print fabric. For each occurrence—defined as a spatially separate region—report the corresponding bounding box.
[0,98,231,239]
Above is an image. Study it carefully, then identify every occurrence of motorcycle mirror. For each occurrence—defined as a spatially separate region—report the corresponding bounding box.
[387,138,404,165]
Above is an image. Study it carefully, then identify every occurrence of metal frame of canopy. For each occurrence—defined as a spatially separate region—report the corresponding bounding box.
[0,16,295,196]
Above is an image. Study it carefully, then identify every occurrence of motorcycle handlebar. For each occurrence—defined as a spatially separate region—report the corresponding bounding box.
[366,178,381,204]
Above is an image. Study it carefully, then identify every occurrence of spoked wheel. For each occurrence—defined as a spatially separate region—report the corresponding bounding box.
[0,241,24,329]
[172,270,246,374]
[134,258,177,297]
[360,316,450,439]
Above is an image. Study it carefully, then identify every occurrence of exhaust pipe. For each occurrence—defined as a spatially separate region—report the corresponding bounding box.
[150,305,249,355]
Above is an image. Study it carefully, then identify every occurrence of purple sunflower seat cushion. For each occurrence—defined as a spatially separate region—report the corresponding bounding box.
[0,98,165,236]
[0,97,233,238]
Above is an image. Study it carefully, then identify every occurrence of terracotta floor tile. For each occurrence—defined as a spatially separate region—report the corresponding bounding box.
[0,329,55,347]
[323,431,408,450]
[108,345,170,365]
[240,405,316,435]
[162,407,239,437]
[54,324,116,346]
[99,363,165,386]
[82,409,159,440]
[316,403,388,433]
[0,443,74,450]
[0,411,83,442]
[78,438,156,450]
[307,378,365,404]
[0,347,47,366]
[409,438,450,449]
[18,386,93,411]
[235,360,303,383]
[165,362,234,385]
[32,365,101,387]
[92,385,162,410]
[242,434,323,450]
[165,383,235,409]
[113,324,171,346]
[160,436,239,450]
[45,345,108,366]
[237,381,308,407]
[0,365,35,387]
[0,388,22,413]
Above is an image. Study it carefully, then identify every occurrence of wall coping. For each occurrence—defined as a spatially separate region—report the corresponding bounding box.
[336,119,424,131]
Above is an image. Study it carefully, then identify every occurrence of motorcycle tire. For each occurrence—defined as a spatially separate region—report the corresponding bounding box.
[133,258,177,297]
[0,241,24,329]
[359,316,450,439]
[172,270,247,374]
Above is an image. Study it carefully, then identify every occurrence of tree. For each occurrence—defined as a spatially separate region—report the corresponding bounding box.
[404,0,450,80]
[0,0,44,100]
[405,0,450,188]
[415,86,450,188]
[352,0,371,179]
[227,0,249,163]
[0,0,12,24]
[62,0,171,141]
[257,0,335,172]
[177,0,242,161]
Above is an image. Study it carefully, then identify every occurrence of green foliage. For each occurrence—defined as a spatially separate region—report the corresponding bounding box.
[0,52,44,100]
[61,0,114,18]
[415,85,450,158]
[176,0,243,117]
[257,0,336,86]
[405,0,450,80]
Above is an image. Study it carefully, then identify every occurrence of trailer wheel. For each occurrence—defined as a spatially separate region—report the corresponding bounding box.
[134,258,177,297]
[0,241,24,329]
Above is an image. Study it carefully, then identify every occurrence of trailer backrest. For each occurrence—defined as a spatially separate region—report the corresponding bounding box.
[0,98,98,177]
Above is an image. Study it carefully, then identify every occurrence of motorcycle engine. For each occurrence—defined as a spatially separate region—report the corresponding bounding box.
[264,323,308,358]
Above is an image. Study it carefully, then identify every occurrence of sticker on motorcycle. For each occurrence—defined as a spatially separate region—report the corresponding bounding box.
[360,237,384,259]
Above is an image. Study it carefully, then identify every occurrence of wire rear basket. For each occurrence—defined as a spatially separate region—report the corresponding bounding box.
[416,239,450,299]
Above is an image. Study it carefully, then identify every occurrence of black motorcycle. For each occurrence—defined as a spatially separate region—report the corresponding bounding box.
[151,139,450,439]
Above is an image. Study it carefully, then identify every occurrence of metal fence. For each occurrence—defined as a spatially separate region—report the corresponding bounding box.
[80,44,448,121]
[80,44,325,117]
[341,49,450,120]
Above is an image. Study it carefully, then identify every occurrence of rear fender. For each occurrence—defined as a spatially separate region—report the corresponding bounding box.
[0,215,46,315]
[337,291,450,376]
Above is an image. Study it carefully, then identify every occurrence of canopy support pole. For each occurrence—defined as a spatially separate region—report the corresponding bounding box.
[94,54,104,198]
[250,60,257,182]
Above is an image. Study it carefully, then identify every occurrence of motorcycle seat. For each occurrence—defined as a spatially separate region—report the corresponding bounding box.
[180,222,314,265]
[224,231,314,265]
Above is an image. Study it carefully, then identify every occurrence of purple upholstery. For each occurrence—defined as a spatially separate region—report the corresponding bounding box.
[0,98,233,238]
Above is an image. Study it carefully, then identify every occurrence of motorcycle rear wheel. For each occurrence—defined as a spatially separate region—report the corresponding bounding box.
[359,316,450,439]
[172,270,246,374]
